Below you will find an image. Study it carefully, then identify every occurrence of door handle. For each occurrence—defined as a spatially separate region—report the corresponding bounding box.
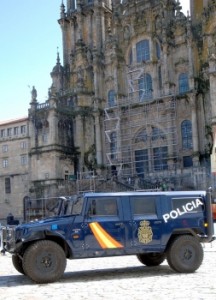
[154,220,162,224]
[115,222,124,227]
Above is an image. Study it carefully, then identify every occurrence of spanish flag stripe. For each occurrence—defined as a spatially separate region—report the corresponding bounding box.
[89,223,107,248]
[89,222,124,249]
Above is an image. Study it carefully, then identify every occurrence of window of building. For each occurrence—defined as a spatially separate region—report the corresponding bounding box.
[2,159,8,168]
[42,134,48,143]
[130,196,156,215]
[151,127,165,141]
[134,126,168,176]
[135,149,149,178]
[183,156,193,168]
[158,66,162,90]
[21,155,28,165]
[20,141,27,149]
[181,120,193,149]
[5,178,11,194]
[136,40,150,62]
[14,127,19,135]
[2,145,8,152]
[21,125,26,134]
[7,128,12,136]
[108,90,116,107]
[153,146,168,171]
[1,129,6,138]
[110,132,117,159]
[129,49,133,65]
[156,42,161,59]
[179,73,189,94]
[138,73,153,101]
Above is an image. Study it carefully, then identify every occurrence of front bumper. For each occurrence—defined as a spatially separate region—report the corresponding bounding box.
[0,225,17,253]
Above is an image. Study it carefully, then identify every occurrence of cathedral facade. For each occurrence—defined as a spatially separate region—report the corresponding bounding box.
[1,0,216,221]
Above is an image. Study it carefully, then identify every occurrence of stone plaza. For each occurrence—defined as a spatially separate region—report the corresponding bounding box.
[0,238,216,300]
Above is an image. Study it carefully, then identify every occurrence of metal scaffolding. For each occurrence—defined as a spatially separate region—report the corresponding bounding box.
[104,66,180,190]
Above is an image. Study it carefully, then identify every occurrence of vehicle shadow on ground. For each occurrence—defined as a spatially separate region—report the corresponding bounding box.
[62,265,175,283]
[0,265,176,287]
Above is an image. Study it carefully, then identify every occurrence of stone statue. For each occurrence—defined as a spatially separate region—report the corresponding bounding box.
[31,86,37,101]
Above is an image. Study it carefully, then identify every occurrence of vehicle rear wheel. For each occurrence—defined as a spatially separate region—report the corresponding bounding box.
[22,240,66,283]
[137,252,166,266]
[12,254,25,275]
[167,235,203,273]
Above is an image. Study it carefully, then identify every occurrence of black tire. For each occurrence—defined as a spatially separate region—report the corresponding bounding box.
[22,240,66,283]
[166,235,203,273]
[137,252,166,266]
[12,254,25,275]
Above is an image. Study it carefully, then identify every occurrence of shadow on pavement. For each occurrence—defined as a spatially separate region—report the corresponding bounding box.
[0,265,176,286]
[62,265,175,283]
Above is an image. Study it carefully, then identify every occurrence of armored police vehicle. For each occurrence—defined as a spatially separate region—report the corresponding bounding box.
[0,189,214,283]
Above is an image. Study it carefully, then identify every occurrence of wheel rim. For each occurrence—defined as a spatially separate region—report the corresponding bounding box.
[180,245,194,263]
[36,251,57,272]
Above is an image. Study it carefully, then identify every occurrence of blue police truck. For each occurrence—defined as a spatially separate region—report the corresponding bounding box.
[0,189,214,283]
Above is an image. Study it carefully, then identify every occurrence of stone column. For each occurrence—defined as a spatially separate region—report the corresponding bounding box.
[95,113,103,165]
[75,114,84,171]
[190,94,199,165]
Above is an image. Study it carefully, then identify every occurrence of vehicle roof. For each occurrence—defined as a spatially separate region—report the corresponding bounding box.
[83,191,206,197]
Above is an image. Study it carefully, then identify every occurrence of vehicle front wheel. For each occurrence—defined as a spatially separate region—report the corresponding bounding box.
[22,240,66,283]
[12,254,25,275]
[137,252,166,266]
[166,235,203,273]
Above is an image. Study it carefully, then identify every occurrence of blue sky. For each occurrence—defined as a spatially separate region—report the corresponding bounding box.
[0,0,189,121]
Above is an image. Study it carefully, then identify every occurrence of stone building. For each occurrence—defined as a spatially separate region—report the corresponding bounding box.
[0,118,29,222]
[2,0,216,221]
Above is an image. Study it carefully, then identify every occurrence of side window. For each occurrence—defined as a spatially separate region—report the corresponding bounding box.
[131,196,156,215]
[172,197,203,213]
[88,197,118,216]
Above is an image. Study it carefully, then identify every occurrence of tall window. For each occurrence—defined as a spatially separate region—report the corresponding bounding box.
[14,127,19,135]
[108,90,116,107]
[21,155,28,166]
[138,74,153,101]
[136,40,150,62]
[135,149,149,178]
[2,145,8,152]
[7,128,12,136]
[181,120,193,149]
[179,73,189,94]
[156,42,161,59]
[2,159,8,168]
[153,147,168,171]
[21,125,26,134]
[5,178,11,194]
[129,49,133,65]
[158,66,162,90]
[1,129,6,138]
[20,141,27,149]
[110,132,117,159]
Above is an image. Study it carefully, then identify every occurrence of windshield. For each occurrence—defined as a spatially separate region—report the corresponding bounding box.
[46,195,84,217]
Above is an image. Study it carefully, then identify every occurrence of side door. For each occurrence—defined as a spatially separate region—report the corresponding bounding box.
[83,196,126,256]
[129,195,163,251]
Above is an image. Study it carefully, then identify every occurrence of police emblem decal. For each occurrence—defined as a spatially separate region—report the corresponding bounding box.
[138,220,153,244]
